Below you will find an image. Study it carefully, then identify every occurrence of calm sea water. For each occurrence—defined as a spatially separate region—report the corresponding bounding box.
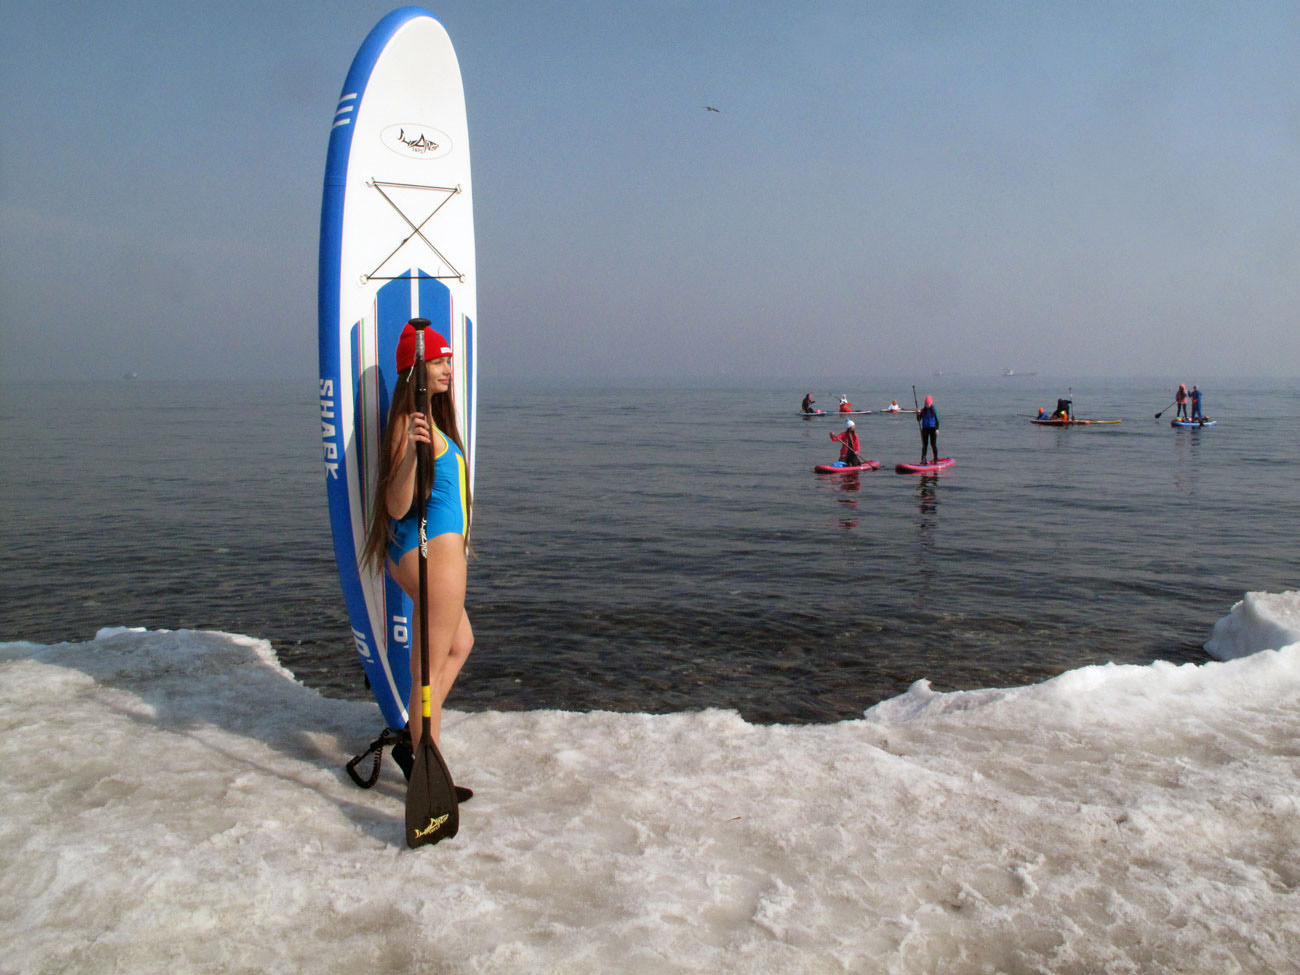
[2,376,1296,723]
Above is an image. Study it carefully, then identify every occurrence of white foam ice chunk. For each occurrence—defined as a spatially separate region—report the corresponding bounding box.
[2,612,1299,974]
[94,626,148,639]
[1205,589,1300,660]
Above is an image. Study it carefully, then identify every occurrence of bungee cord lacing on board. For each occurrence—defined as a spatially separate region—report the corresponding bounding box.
[363,180,465,283]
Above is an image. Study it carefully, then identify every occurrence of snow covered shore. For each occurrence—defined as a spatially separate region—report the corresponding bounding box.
[3,592,1299,974]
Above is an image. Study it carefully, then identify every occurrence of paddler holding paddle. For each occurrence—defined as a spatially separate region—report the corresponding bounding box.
[917,394,939,463]
[360,321,475,840]
[830,419,863,466]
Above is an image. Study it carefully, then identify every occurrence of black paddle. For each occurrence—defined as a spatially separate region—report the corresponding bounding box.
[1154,398,1176,419]
[912,385,925,462]
[404,318,460,849]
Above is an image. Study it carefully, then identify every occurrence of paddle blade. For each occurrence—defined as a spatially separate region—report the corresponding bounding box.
[405,738,460,848]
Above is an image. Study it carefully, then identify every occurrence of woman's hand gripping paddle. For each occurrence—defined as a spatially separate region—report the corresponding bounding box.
[404,318,460,849]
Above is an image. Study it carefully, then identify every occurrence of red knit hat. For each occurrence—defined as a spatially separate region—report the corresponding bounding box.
[395,323,453,371]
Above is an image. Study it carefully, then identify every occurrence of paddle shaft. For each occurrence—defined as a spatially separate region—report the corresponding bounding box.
[412,323,432,744]
[914,385,934,461]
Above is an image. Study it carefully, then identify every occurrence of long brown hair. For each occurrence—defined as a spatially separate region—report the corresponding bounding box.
[360,365,472,573]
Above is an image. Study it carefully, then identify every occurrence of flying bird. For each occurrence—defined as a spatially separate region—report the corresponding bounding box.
[705,106,720,112]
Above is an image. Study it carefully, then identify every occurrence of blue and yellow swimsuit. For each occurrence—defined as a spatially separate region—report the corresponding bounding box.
[387,432,469,564]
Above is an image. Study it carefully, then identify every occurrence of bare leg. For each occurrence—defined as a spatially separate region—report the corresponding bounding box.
[391,533,469,749]
[420,609,473,745]
[436,610,474,719]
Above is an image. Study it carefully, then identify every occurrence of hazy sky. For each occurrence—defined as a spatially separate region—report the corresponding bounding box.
[2,0,1297,382]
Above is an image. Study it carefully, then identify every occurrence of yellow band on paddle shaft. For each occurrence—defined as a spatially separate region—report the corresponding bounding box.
[422,685,432,718]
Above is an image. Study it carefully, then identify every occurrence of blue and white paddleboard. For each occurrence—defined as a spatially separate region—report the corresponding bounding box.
[318,7,477,732]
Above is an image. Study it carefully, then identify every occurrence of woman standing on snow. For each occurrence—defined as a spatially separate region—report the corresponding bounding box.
[360,323,474,763]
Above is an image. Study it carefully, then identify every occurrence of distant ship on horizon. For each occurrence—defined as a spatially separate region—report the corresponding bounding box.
[1002,368,1037,377]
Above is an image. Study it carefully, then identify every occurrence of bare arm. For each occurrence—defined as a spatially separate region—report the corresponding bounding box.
[385,413,426,519]
[385,413,449,519]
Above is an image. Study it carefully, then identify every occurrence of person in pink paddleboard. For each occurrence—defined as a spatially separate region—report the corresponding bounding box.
[829,418,863,466]
[917,395,939,463]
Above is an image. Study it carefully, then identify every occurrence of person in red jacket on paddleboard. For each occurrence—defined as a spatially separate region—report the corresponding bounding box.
[830,419,863,465]
[838,395,854,414]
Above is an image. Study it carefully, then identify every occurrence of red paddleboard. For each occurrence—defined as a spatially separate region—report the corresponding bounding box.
[895,457,955,474]
[814,460,880,473]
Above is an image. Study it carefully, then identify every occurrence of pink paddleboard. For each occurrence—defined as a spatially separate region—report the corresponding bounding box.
[894,457,955,474]
[814,460,880,474]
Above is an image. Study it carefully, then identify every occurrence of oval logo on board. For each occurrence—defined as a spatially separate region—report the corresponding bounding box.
[380,123,452,160]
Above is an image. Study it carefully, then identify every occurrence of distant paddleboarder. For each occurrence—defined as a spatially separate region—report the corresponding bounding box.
[838,395,854,414]
[917,395,939,463]
[1190,385,1204,422]
[802,393,817,414]
[1175,383,1190,420]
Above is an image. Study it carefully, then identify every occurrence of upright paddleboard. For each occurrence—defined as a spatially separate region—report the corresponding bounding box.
[319,7,476,732]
